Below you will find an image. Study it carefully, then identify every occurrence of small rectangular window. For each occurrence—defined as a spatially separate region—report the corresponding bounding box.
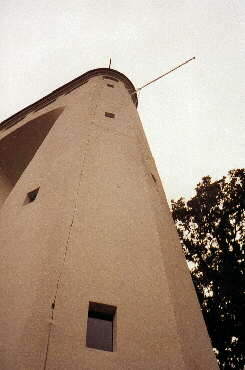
[107,84,114,88]
[86,301,116,352]
[151,173,157,183]
[103,76,119,82]
[24,187,40,204]
[105,112,115,118]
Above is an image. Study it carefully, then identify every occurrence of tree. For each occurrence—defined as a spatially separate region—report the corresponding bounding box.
[171,169,245,369]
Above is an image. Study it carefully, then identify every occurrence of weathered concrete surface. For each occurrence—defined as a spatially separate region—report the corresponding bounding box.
[0,69,218,369]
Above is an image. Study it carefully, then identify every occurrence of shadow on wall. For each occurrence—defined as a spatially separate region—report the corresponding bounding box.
[0,107,64,208]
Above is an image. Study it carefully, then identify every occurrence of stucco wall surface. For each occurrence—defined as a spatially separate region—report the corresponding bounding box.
[0,71,218,370]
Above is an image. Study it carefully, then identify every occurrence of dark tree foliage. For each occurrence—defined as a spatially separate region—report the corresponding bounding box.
[171,169,245,369]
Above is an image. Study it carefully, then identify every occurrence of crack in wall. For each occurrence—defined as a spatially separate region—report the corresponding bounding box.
[43,81,104,370]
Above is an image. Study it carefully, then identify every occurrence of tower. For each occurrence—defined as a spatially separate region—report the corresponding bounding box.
[0,68,218,369]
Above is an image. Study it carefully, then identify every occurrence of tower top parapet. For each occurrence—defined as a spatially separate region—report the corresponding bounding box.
[0,68,137,130]
[79,68,138,107]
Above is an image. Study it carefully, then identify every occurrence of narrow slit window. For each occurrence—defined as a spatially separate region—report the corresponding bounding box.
[105,112,115,118]
[107,83,114,88]
[86,301,116,352]
[151,174,157,183]
[103,76,119,82]
[24,187,40,205]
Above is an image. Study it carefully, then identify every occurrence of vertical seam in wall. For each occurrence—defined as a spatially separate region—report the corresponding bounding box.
[43,80,104,370]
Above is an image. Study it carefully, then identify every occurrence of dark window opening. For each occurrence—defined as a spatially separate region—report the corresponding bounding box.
[24,187,40,205]
[151,174,157,183]
[105,112,115,118]
[86,301,116,352]
[103,76,119,82]
[107,84,114,88]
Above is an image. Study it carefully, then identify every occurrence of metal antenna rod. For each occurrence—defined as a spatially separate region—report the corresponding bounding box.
[132,56,195,95]
[109,58,112,69]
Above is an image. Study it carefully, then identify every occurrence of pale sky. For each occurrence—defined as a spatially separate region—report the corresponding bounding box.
[1,0,244,202]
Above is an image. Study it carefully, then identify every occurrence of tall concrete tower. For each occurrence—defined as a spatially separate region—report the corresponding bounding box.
[0,68,218,369]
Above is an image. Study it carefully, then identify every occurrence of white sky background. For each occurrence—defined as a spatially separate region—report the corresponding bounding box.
[1,0,244,202]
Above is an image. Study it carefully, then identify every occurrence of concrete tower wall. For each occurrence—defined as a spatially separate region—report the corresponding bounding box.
[0,70,218,369]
